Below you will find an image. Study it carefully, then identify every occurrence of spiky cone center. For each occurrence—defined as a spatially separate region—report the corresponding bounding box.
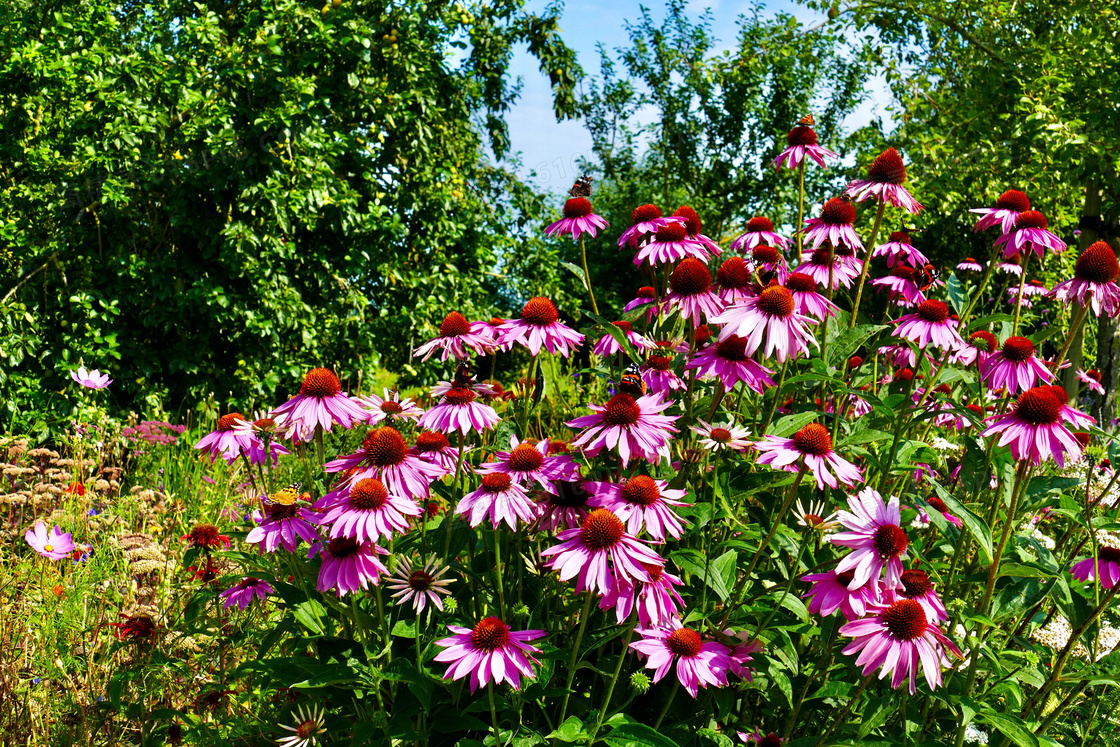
[873,524,908,559]
[810,247,835,267]
[792,423,832,456]
[781,272,814,295]
[996,189,1030,212]
[933,384,952,396]
[266,502,299,520]
[750,245,781,266]
[882,599,928,640]
[217,412,245,432]
[642,562,664,583]
[695,325,711,345]
[965,403,984,417]
[580,508,625,550]
[756,735,783,747]
[820,198,856,226]
[633,204,662,224]
[602,393,641,426]
[547,439,570,455]
[612,320,633,334]
[716,335,750,362]
[1099,547,1120,563]
[747,216,776,232]
[709,427,733,443]
[408,568,436,591]
[892,266,917,281]
[563,197,593,219]
[1015,210,1048,230]
[895,368,915,382]
[673,206,702,236]
[802,513,824,527]
[916,300,950,324]
[757,286,795,318]
[444,386,476,406]
[363,427,408,467]
[471,617,511,650]
[186,524,223,548]
[481,472,513,493]
[1086,368,1103,383]
[415,430,450,453]
[521,296,560,327]
[1005,253,1022,267]
[1074,431,1091,447]
[666,627,703,657]
[671,258,712,296]
[647,354,673,371]
[837,570,856,586]
[300,368,341,398]
[378,400,403,415]
[439,312,471,337]
[717,257,752,288]
[889,231,912,244]
[351,478,390,510]
[296,719,319,739]
[899,569,933,598]
[786,125,818,146]
[1045,384,1069,404]
[1076,241,1120,283]
[963,257,977,264]
[623,475,661,506]
[1014,387,1063,425]
[505,443,544,472]
[656,222,688,243]
[1001,336,1035,362]
[328,536,362,559]
[969,330,997,352]
[867,147,907,185]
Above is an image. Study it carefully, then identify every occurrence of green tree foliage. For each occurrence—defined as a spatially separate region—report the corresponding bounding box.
[0,0,580,429]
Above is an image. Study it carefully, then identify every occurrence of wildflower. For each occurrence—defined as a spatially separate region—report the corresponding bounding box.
[641,350,687,396]
[739,730,783,746]
[745,246,789,286]
[723,631,763,681]
[219,577,275,611]
[314,476,421,542]
[477,436,580,492]
[690,419,753,453]
[870,265,927,308]
[311,537,390,597]
[623,286,660,317]
[278,703,327,747]
[417,383,500,436]
[633,221,709,267]
[712,286,818,363]
[754,423,863,490]
[194,412,255,463]
[545,196,609,240]
[802,569,880,620]
[771,121,839,171]
[629,626,733,697]
[793,245,861,291]
[1078,368,1105,395]
[1070,547,1120,589]
[956,257,983,272]
[458,472,539,529]
[872,232,930,268]
[731,216,791,253]
[979,336,1055,394]
[586,475,691,541]
[494,297,584,358]
[24,522,75,560]
[535,478,593,531]
[840,599,961,693]
[995,210,1066,259]
[831,488,909,589]
[618,205,683,249]
[433,617,545,692]
[950,330,998,367]
[592,321,657,357]
[663,259,725,327]
[567,392,679,466]
[603,563,687,626]
[410,430,461,475]
[887,569,948,624]
[181,523,231,551]
[540,508,664,596]
[785,272,838,319]
[110,613,158,640]
[970,189,1031,233]
[922,495,963,529]
[270,368,369,442]
[982,386,1084,467]
[386,556,454,613]
[246,501,320,554]
[685,335,775,393]
[1048,240,1120,317]
[673,205,722,257]
[413,312,495,361]
[355,389,424,425]
[70,366,112,389]
[997,253,1024,276]
[801,197,863,252]
[794,497,840,532]
[845,148,923,213]
[892,300,964,351]
[326,426,446,499]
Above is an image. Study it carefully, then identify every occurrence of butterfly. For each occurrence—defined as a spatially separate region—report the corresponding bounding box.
[263,482,303,507]
[798,114,815,127]
[617,362,646,397]
[568,174,593,198]
[452,361,474,388]
[919,264,940,292]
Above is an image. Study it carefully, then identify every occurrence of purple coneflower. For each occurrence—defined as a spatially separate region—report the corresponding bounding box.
[219,577,275,611]
[586,475,690,541]
[982,386,1083,467]
[246,501,320,554]
[633,221,709,267]
[956,257,983,272]
[739,729,783,747]
[840,599,961,693]
[194,412,254,464]
[922,495,963,529]
[1070,547,1120,589]
[997,252,1024,276]
[690,419,752,452]
[603,563,686,626]
[949,329,997,367]
[629,626,732,697]
[545,196,609,239]
[534,478,593,531]
[70,366,112,389]
[566,392,679,466]
[979,336,1055,394]
[686,335,775,393]
[970,189,1030,233]
[845,148,923,214]
[1077,368,1105,395]
[1048,240,1120,317]
[795,497,840,533]
[886,569,948,624]
[314,476,421,542]
[413,312,495,361]
[311,536,390,597]
[713,257,756,305]
[793,245,861,291]
[784,272,837,319]
[673,205,722,258]
[410,430,461,475]
[1022,279,1048,297]
[995,210,1066,259]
[870,265,927,307]
[712,286,818,363]
[457,472,539,529]
[801,198,864,254]
[623,285,660,316]
[771,122,839,172]
[731,216,792,253]
[478,436,579,492]
[592,321,656,357]
[356,388,424,425]
[434,617,545,692]
[540,508,663,595]
[24,522,75,560]
[271,368,369,442]
[754,423,862,490]
[830,487,909,589]
[872,231,929,268]
[892,300,964,351]
[326,426,446,500]
[641,350,687,396]
[617,205,683,249]
[386,555,454,613]
[749,245,790,285]
[663,258,725,327]
[802,569,880,620]
[494,296,584,358]
[417,384,500,436]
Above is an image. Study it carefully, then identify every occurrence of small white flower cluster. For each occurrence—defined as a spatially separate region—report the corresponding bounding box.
[963,723,989,745]
[1096,530,1120,550]
[1030,614,1120,662]
[1019,521,1056,550]
[930,436,957,452]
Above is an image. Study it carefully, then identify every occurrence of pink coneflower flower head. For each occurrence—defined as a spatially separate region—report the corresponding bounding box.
[995,209,1066,259]
[1078,368,1105,395]
[956,257,983,272]
[714,257,758,304]
[247,500,321,554]
[434,617,545,692]
[194,412,254,463]
[664,258,724,327]
[893,300,964,351]
[592,320,656,356]
[629,626,733,697]
[413,312,496,361]
[1022,279,1048,297]
[70,366,112,389]
[641,347,686,396]
[870,265,927,307]
[801,198,863,252]
[685,334,775,394]
[923,495,963,529]
[534,477,593,531]
[457,472,539,529]
[785,272,838,319]
[326,426,446,499]
[494,296,584,358]
[887,568,948,624]
[479,437,580,491]
[181,523,231,551]
[356,388,424,425]
[311,536,390,597]
[754,423,863,490]
[982,386,1083,467]
[979,336,1055,394]
[539,508,663,596]
[1049,240,1120,317]
[410,430,460,475]
[386,555,453,613]
[872,231,930,268]
[750,245,790,284]
[219,577,275,611]
[315,476,421,542]
[970,189,1030,233]
[1070,547,1120,589]
[633,221,709,267]
[545,196,610,239]
[845,148,923,213]
[771,122,839,172]
[566,393,679,466]
[950,329,998,367]
[831,487,908,589]
[25,522,75,560]
[794,245,861,290]
[739,730,784,747]
[723,630,764,681]
[673,205,722,257]
[712,285,819,363]
[587,475,691,541]
[603,562,686,626]
[618,204,683,249]
[417,384,500,436]
[840,598,961,693]
[997,252,1024,276]
[731,216,791,253]
[690,419,752,452]
[271,367,368,442]
[802,569,880,620]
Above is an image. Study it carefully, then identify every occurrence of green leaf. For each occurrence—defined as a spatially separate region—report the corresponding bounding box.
[561,261,592,293]
[827,324,887,367]
[947,273,969,316]
[928,478,993,563]
[858,697,893,739]
[979,710,1040,747]
[671,549,733,601]
[767,411,820,438]
[605,723,681,747]
[548,717,588,743]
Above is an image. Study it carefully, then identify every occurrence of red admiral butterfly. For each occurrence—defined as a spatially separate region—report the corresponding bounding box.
[452,361,474,388]
[568,174,593,198]
[617,362,646,397]
[919,264,940,292]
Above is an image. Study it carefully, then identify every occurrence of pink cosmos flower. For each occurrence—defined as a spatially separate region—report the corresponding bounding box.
[219,577,275,611]
[70,366,112,389]
[840,599,961,693]
[326,426,446,500]
[270,368,369,442]
[386,556,454,613]
[1070,547,1120,589]
[1048,240,1120,317]
[771,123,839,172]
[24,521,75,560]
[477,436,580,492]
[663,258,725,327]
[566,392,679,466]
[970,189,1031,233]
[311,537,390,597]
[539,508,664,596]
[412,312,496,361]
[494,296,584,358]
[410,430,461,475]
[885,569,948,624]
[586,475,690,541]
[731,216,792,253]
[458,472,540,529]
[793,246,861,291]
[831,487,909,590]
[629,626,733,697]
[545,197,610,239]
[246,502,321,554]
[844,148,923,214]
[355,388,424,425]
[872,231,929,268]
[712,286,818,363]
[892,300,964,351]
[801,198,863,252]
[685,334,776,393]
[592,321,656,357]
[983,386,1085,467]
[783,272,838,319]
[802,569,881,620]
[979,336,1055,394]
[633,221,709,267]
[194,412,255,463]
[602,563,687,626]
[314,476,421,542]
[995,209,1066,259]
[690,419,752,452]
[754,423,863,490]
[870,265,928,307]
[1078,368,1105,395]
[617,205,684,249]
[433,617,545,692]
[417,385,500,436]
[956,257,983,272]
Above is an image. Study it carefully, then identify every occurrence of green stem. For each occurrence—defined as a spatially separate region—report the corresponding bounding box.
[653,679,680,730]
[758,360,788,435]
[1053,303,1090,376]
[848,201,886,329]
[588,618,637,744]
[1011,252,1032,335]
[488,681,503,747]
[580,235,599,316]
[557,593,596,725]
[493,525,507,620]
[960,245,1003,327]
[795,160,806,263]
[814,675,873,746]
[978,462,1031,615]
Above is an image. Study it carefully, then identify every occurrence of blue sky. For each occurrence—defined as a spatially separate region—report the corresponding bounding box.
[501,0,893,194]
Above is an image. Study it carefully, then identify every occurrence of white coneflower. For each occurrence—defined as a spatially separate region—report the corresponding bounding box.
[794,498,839,533]
[385,555,454,613]
[278,703,327,747]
